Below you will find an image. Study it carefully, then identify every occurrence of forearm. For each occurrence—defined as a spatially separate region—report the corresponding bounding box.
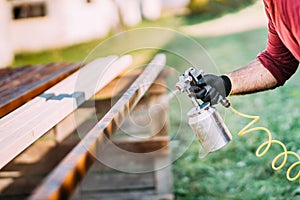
[227,59,278,95]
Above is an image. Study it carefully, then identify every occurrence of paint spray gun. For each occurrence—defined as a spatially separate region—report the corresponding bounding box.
[176,68,232,154]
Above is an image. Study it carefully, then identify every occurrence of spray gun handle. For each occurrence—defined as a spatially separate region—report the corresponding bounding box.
[204,85,230,108]
[176,68,230,108]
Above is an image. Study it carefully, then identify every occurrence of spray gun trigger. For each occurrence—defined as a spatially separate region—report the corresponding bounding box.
[197,78,206,86]
[194,88,207,99]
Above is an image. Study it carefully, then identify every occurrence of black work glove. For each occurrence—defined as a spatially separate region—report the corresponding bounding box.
[191,74,232,105]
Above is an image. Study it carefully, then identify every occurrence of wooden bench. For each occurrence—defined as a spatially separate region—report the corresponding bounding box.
[0,62,82,118]
[0,54,173,199]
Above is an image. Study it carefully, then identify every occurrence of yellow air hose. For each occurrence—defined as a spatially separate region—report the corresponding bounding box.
[230,107,300,183]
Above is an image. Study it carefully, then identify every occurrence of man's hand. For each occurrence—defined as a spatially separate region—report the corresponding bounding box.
[191,74,231,105]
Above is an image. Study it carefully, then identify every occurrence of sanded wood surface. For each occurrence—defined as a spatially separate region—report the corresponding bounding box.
[29,54,166,200]
[0,62,82,118]
[0,55,133,170]
[95,68,173,99]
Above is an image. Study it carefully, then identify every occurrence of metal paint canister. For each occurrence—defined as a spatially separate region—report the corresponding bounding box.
[188,102,232,153]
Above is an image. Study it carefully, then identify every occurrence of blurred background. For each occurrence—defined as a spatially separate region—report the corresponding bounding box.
[1,0,257,67]
[1,0,300,199]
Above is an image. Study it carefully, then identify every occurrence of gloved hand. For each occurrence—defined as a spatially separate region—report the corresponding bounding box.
[191,74,232,105]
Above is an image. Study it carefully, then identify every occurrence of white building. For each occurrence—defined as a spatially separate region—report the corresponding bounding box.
[0,0,188,68]
[0,0,14,67]
[0,0,123,67]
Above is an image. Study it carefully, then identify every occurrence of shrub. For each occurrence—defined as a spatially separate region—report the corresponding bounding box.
[188,0,257,15]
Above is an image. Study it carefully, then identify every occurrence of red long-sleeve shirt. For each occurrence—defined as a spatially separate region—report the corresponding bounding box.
[257,0,300,86]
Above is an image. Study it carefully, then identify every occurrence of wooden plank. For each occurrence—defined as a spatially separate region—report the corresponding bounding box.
[79,172,154,191]
[87,152,155,173]
[0,55,133,170]
[154,154,173,195]
[112,136,169,153]
[0,141,77,197]
[72,190,162,200]
[29,54,166,200]
[72,151,173,200]
[0,104,100,198]
[0,62,82,118]
[95,68,173,99]
[0,65,33,86]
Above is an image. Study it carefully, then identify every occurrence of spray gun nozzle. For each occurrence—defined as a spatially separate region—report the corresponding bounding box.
[175,82,185,93]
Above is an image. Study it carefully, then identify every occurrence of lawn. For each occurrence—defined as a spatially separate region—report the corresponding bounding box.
[12,4,300,199]
[168,29,300,199]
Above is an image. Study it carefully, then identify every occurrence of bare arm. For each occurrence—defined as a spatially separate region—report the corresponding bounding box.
[227,59,278,95]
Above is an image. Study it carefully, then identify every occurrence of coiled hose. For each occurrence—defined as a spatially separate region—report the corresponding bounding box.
[230,107,300,183]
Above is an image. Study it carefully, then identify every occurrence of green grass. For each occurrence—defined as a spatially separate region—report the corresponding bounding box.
[13,39,101,66]
[166,28,300,199]
[13,4,300,199]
